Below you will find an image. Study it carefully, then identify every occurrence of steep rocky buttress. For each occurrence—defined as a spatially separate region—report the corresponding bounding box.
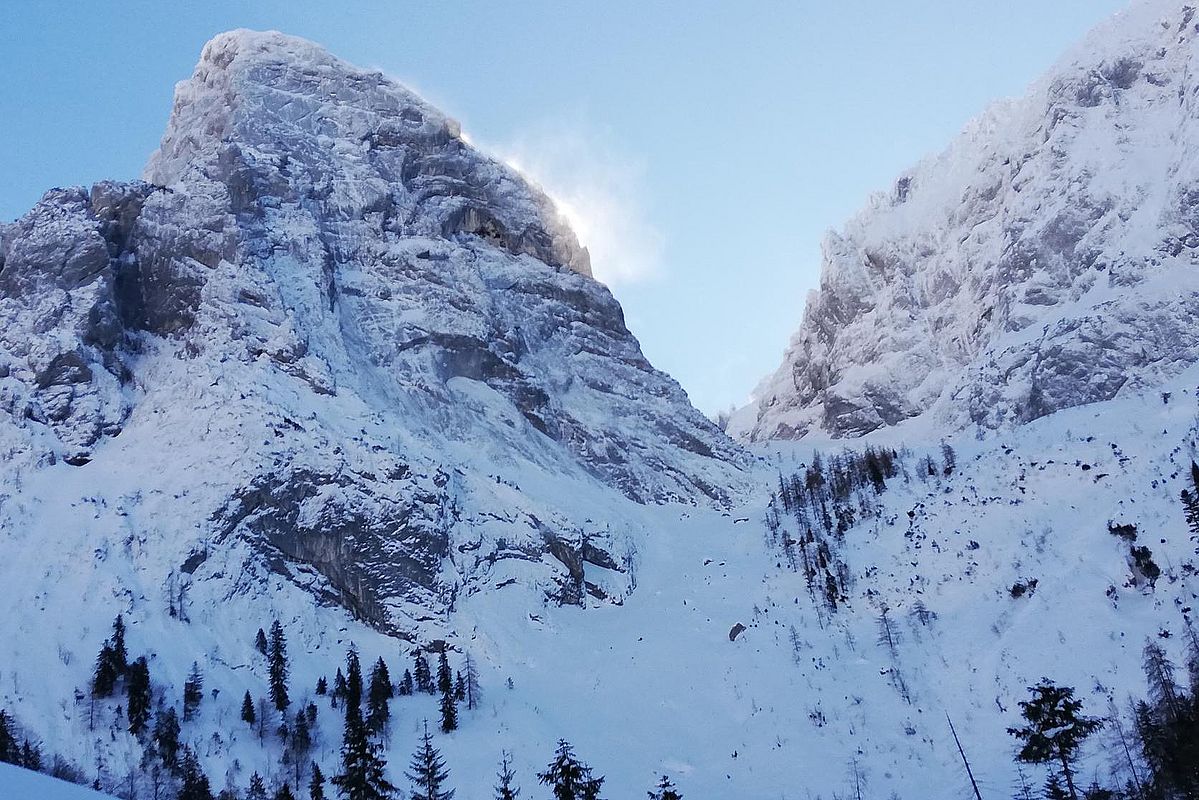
[0,30,748,637]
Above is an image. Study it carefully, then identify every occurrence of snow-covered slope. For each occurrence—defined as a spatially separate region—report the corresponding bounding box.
[3,357,1196,799]
[733,0,1199,442]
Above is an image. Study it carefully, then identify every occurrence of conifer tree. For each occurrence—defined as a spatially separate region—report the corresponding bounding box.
[317,677,328,696]
[331,667,394,800]
[0,710,16,764]
[291,709,314,786]
[269,620,291,712]
[19,738,41,772]
[248,772,268,800]
[538,740,604,800]
[1142,641,1185,721]
[1007,681,1101,800]
[111,614,128,675]
[242,691,257,726]
[398,670,414,697]
[275,784,296,800]
[1182,487,1199,539]
[413,652,433,695]
[184,661,204,721]
[92,640,119,698]
[334,668,348,706]
[1129,643,1199,800]
[153,706,181,770]
[436,650,453,697]
[439,685,457,734]
[406,720,453,800]
[647,775,681,800]
[940,442,956,476]
[453,672,465,703]
[463,654,481,711]
[494,751,520,800]
[345,648,364,713]
[256,628,269,655]
[367,657,393,735]
[126,656,152,735]
[309,762,326,800]
[178,747,214,800]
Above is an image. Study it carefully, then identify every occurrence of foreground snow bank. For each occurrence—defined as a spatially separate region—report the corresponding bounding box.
[0,763,117,800]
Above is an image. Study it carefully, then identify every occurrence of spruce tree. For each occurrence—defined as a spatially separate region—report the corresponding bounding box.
[439,685,457,734]
[248,772,268,800]
[317,677,328,696]
[331,676,394,800]
[345,647,364,713]
[92,640,119,698]
[538,740,604,800]
[153,706,181,770]
[111,614,128,675]
[398,670,414,697]
[453,672,465,703]
[413,652,433,695]
[367,658,393,735]
[178,747,214,800]
[406,720,453,800]
[436,650,453,697]
[275,784,296,800]
[19,739,41,772]
[242,691,257,726]
[494,751,520,800]
[0,710,16,764]
[184,661,204,721]
[269,620,291,712]
[309,762,326,800]
[126,656,152,735]
[647,775,681,800]
[256,628,269,655]
[334,668,348,706]
[291,709,313,786]
[1007,681,1102,800]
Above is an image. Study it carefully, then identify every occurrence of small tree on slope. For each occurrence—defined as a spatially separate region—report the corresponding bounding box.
[331,686,394,800]
[406,720,453,800]
[538,740,604,800]
[269,620,291,712]
[494,751,520,800]
[242,691,257,727]
[126,656,152,735]
[309,762,326,800]
[178,747,214,800]
[647,775,682,800]
[184,661,204,721]
[367,657,393,735]
[1007,681,1101,800]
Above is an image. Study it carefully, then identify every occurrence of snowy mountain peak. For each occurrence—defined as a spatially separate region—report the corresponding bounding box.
[732,0,1199,442]
[147,28,591,277]
[0,30,747,642]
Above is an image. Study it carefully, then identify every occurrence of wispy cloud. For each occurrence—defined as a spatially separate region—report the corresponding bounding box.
[489,117,664,288]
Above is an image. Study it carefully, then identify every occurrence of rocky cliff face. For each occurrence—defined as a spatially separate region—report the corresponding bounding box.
[732,0,1199,442]
[0,30,747,637]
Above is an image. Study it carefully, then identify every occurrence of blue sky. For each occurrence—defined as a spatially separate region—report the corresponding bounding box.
[0,1,1127,414]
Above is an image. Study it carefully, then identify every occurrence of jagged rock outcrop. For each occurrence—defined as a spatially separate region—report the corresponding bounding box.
[732,0,1199,441]
[0,30,747,636]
